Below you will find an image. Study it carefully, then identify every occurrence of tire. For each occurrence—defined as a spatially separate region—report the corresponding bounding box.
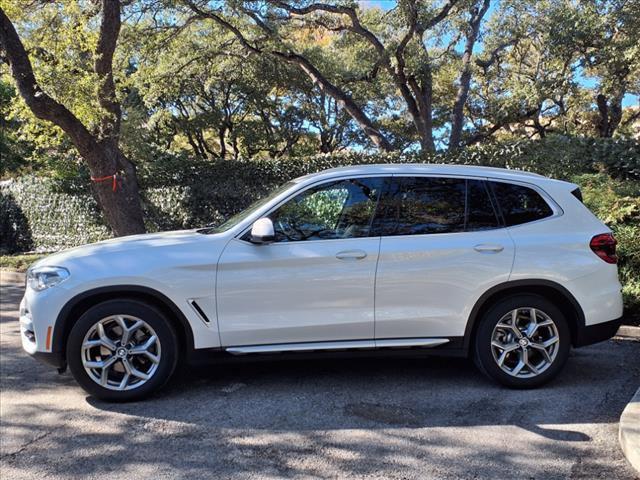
[473,294,570,388]
[67,299,179,402]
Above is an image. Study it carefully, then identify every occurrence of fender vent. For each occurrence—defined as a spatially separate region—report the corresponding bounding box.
[189,300,211,324]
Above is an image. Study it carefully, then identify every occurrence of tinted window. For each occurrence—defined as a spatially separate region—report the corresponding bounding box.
[491,181,553,226]
[372,177,501,236]
[376,177,466,236]
[466,180,500,231]
[269,177,384,242]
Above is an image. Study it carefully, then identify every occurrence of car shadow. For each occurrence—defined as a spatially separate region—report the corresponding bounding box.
[86,342,639,443]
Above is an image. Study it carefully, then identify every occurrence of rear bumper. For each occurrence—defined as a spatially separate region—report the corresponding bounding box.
[574,316,623,347]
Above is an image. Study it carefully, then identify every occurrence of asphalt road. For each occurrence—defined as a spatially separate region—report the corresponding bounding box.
[1,280,639,480]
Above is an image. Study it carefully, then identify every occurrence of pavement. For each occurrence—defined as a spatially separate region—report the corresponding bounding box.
[1,279,640,480]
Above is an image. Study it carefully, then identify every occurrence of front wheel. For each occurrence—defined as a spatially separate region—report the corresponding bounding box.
[474,295,571,388]
[67,299,178,401]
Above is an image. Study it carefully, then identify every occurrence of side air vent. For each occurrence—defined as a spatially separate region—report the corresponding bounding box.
[189,300,211,324]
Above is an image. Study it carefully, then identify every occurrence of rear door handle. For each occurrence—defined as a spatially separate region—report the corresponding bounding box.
[336,250,367,260]
[474,244,504,253]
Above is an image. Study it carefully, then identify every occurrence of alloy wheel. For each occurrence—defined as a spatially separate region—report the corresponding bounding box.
[490,307,560,378]
[81,315,161,391]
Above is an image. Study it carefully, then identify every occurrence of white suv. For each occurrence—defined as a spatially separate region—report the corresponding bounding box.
[20,164,624,401]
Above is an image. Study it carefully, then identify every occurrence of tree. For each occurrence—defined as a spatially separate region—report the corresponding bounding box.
[0,1,145,235]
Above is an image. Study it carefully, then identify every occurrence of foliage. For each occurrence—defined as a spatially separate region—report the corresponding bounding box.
[0,253,45,272]
[3,0,639,179]
[574,173,640,319]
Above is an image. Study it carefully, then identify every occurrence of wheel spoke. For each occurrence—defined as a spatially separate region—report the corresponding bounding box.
[511,358,526,376]
[84,356,116,370]
[522,348,539,375]
[118,372,131,390]
[530,343,553,363]
[100,357,117,386]
[492,340,519,353]
[117,317,144,345]
[540,336,559,348]
[97,323,116,350]
[129,335,159,363]
[525,308,539,337]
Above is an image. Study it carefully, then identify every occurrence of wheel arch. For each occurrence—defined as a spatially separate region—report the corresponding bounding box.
[464,279,585,353]
[53,285,195,361]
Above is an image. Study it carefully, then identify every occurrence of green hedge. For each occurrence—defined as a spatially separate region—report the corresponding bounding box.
[1,135,639,253]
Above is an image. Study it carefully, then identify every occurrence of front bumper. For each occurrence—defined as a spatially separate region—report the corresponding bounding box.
[574,316,623,347]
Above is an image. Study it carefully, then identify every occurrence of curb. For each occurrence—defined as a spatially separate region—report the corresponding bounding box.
[617,325,640,340]
[0,270,26,284]
[620,386,640,474]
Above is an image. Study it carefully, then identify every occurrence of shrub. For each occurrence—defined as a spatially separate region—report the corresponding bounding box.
[573,173,640,320]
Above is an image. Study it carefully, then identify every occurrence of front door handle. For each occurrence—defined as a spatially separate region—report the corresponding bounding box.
[336,250,367,260]
[474,244,504,253]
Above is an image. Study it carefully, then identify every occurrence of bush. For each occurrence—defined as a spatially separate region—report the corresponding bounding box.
[573,173,640,320]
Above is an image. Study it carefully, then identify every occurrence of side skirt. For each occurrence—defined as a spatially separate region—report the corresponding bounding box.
[225,338,449,355]
[184,337,466,366]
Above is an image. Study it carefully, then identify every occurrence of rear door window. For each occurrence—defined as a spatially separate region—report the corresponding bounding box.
[490,181,553,226]
[373,177,500,236]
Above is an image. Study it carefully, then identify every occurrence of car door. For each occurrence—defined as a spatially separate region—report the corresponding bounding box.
[216,176,386,347]
[373,176,515,340]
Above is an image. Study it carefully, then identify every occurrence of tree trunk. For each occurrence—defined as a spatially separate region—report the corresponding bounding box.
[0,4,146,236]
[449,0,491,150]
[90,145,146,236]
[596,92,624,138]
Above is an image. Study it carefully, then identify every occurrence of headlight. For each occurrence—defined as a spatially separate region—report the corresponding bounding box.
[27,266,70,291]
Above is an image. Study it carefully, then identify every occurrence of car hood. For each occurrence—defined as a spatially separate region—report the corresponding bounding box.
[33,229,222,268]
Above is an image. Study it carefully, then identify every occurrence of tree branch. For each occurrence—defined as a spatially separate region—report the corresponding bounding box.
[95,0,123,141]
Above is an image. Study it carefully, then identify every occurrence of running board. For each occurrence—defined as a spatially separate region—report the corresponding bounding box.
[225,338,449,355]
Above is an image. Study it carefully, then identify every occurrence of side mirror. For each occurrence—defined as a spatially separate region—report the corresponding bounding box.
[250,217,275,244]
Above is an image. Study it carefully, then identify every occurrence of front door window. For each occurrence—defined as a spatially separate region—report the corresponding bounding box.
[269,177,385,242]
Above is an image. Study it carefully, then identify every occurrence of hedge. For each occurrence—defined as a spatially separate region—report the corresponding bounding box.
[1,135,638,253]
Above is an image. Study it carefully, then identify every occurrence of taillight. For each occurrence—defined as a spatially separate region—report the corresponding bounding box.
[590,233,618,264]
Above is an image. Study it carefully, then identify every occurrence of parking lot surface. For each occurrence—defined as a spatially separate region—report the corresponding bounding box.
[1,280,639,479]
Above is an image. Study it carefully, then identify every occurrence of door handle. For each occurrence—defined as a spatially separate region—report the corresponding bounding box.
[474,244,504,253]
[336,250,367,260]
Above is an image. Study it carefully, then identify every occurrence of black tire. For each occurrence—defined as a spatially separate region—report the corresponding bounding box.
[473,294,570,388]
[67,299,179,402]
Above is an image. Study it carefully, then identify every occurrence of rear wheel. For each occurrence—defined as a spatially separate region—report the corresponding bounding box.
[474,295,570,388]
[67,299,178,401]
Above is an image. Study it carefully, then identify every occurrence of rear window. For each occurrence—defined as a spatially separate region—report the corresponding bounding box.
[491,181,553,226]
[571,187,583,202]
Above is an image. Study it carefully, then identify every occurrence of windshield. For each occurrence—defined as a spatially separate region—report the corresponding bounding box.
[198,180,297,234]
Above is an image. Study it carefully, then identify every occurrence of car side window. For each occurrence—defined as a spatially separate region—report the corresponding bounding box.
[375,177,466,236]
[373,177,500,236]
[466,179,500,231]
[490,181,553,226]
[268,177,385,242]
